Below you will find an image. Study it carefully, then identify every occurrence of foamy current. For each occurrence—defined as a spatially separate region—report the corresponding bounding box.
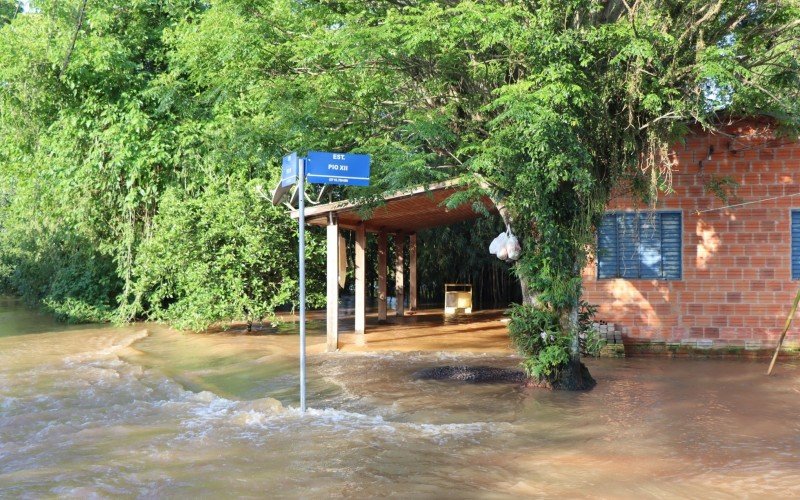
[1,298,800,497]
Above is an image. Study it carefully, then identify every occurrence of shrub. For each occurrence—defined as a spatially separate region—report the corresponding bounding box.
[580,326,606,357]
[44,297,114,324]
[127,180,324,331]
[508,300,599,378]
[0,220,120,323]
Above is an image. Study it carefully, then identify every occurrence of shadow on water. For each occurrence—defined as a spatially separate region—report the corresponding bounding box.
[209,318,328,337]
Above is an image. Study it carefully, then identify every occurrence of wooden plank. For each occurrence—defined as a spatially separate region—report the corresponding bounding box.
[409,233,417,311]
[395,234,405,317]
[767,285,800,375]
[355,223,366,334]
[326,215,339,352]
[378,231,388,322]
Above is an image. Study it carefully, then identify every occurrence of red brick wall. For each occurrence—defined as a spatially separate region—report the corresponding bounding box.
[582,119,800,346]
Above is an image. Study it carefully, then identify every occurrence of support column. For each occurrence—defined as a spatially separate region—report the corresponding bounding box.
[409,233,417,311]
[326,214,339,352]
[354,223,366,335]
[378,231,388,323]
[395,234,405,317]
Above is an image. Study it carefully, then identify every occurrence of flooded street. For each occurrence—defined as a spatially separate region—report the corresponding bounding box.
[2,297,800,498]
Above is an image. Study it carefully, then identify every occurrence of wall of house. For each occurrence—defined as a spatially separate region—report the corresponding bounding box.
[582,119,800,346]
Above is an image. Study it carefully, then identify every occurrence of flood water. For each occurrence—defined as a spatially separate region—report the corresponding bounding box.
[2,297,800,497]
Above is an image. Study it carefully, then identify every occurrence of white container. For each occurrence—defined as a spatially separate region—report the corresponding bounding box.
[444,284,472,315]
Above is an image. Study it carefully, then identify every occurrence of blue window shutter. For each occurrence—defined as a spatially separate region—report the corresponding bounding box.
[638,213,662,279]
[597,214,618,279]
[660,212,682,279]
[617,213,640,279]
[597,211,682,280]
[792,211,800,280]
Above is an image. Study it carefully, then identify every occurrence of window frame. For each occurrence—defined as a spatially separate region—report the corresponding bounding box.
[595,210,683,281]
[791,209,800,280]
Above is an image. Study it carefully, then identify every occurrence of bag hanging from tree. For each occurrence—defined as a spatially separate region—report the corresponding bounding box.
[505,233,521,261]
[489,227,521,262]
[489,231,508,256]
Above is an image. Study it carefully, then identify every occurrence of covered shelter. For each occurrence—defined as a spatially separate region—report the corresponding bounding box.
[291,179,500,351]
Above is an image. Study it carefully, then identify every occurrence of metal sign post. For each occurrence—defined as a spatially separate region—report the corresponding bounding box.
[272,150,369,414]
[297,156,307,413]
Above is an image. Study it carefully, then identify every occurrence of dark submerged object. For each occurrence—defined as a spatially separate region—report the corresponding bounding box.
[414,365,527,384]
[415,360,596,390]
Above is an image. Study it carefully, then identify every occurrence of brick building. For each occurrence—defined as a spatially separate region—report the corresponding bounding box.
[582,118,800,347]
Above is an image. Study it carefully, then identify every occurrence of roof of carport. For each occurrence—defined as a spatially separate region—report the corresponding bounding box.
[292,180,497,233]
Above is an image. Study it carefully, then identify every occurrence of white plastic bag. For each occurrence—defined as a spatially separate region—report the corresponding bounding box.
[496,235,509,260]
[506,234,521,261]
[488,237,499,254]
[489,232,507,255]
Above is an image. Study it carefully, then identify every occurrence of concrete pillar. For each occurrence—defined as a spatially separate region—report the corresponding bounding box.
[395,234,405,317]
[409,233,417,311]
[354,223,366,334]
[378,231,388,322]
[326,214,339,352]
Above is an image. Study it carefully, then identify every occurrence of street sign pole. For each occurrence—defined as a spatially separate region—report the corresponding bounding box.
[298,157,307,413]
[275,150,368,414]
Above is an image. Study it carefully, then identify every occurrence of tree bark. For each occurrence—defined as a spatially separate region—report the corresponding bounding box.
[556,299,595,391]
[549,358,596,391]
[60,0,89,78]
[564,300,580,360]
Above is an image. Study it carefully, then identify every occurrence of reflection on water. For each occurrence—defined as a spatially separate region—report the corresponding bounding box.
[1,297,800,497]
[0,296,89,338]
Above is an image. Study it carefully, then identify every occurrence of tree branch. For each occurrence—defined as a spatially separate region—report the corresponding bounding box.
[59,0,89,78]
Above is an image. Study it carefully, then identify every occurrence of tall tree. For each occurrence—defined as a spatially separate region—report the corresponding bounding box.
[477,0,800,386]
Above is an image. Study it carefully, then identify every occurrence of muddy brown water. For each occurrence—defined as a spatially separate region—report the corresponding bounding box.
[1,297,800,497]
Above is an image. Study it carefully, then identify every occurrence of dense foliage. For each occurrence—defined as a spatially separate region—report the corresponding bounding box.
[1,1,799,383]
[471,1,800,383]
[0,1,18,25]
[129,180,326,331]
[0,0,325,328]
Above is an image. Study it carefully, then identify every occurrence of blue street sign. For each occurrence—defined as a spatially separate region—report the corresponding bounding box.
[306,151,371,186]
[281,152,298,187]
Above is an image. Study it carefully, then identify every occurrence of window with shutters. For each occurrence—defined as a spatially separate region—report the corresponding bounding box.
[596,211,682,280]
[792,211,800,280]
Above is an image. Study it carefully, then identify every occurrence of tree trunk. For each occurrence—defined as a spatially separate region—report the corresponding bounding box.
[548,357,596,391]
[522,287,596,391]
[564,301,580,360]
[555,300,595,391]
[518,273,542,307]
[497,197,594,390]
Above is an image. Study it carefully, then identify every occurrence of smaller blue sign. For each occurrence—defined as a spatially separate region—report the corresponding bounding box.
[306,151,371,186]
[281,152,298,187]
